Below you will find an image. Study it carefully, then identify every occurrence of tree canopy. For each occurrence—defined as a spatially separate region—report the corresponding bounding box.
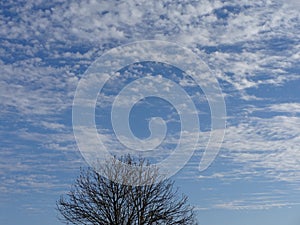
[57,155,198,225]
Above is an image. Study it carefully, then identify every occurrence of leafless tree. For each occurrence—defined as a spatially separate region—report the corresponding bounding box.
[57,155,198,225]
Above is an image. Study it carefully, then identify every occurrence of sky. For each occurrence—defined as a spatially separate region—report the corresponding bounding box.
[0,0,299,225]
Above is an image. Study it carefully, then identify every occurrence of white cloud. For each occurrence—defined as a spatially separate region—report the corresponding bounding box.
[220,115,300,182]
[0,0,299,211]
[214,199,300,210]
[268,103,300,114]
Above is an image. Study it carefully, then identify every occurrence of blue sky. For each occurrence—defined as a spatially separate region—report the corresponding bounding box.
[1,0,300,224]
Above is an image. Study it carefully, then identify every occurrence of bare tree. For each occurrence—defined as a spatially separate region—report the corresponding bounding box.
[57,155,198,225]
